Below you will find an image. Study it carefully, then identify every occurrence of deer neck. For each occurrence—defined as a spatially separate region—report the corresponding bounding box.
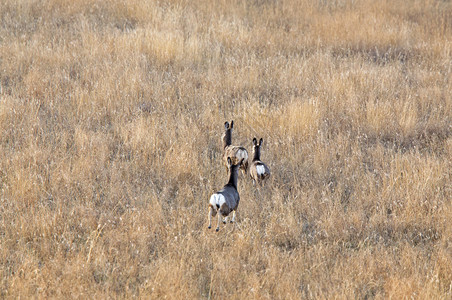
[227,167,239,189]
[223,130,232,149]
[252,148,261,161]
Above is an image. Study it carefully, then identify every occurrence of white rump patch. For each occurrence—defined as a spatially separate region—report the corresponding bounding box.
[209,193,226,210]
[256,165,266,176]
[236,149,248,161]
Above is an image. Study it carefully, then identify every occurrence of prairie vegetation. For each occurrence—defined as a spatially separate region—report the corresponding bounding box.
[1,0,451,298]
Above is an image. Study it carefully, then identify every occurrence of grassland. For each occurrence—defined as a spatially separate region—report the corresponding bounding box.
[0,0,451,298]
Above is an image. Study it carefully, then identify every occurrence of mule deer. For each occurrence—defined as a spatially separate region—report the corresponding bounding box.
[222,121,248,175]
[208,157,244,232]
[250,138,270,185]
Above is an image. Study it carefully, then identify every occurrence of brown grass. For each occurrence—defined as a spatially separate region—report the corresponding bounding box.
[1,0,451,298]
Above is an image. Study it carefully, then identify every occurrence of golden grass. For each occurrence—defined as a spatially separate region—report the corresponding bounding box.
[1,0,451,298]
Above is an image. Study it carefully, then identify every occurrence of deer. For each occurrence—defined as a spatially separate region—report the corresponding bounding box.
[208,157,244,232]
[222,120,249,176]
[249,138,270,186]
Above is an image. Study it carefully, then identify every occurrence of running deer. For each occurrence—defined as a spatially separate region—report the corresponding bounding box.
[250,138,270,185]
[208,157,244,232]
[222,120,248,175]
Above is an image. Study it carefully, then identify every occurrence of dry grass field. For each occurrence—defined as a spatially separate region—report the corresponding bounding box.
[1,0,451,298]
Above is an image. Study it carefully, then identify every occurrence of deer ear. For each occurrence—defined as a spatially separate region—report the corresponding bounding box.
[230,120,234,129]
[239,158,245,166]
[227,157,232,167]
[224,121,229,129]
[259,138,263,146]
[253,138,257,146]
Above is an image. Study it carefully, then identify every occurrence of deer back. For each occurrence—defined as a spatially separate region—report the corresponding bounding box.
[224,145,248,171]
[250,161,270,181]
[217,185,240,212]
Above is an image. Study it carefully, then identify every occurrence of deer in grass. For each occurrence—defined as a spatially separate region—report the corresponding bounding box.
[222,120,248,176]
[250,138,270,186]
[208,157,244,232]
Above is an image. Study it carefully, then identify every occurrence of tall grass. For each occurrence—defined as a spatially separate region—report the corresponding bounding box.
[1,0,451,298]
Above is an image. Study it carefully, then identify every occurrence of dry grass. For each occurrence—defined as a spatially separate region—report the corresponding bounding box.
[0,0,451,298]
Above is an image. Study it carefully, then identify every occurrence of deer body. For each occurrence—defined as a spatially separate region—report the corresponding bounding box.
[250,138,270,185]
[222,121,249,175]
[208,158,243,231]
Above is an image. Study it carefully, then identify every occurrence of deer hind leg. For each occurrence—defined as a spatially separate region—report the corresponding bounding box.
[216,212,221,232]
[241,165,247,176]
[231,210,236,223]
[208,206,212,229]
[223,216,228,224]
